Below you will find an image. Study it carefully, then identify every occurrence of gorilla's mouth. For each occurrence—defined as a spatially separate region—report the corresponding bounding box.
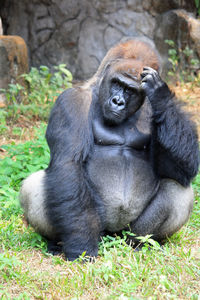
[111,111,121,117]
[104,110,126,125]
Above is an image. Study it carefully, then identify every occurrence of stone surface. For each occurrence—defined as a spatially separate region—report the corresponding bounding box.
[0,0,199,79]
[154,10,200,75]
[0,35,29,101]
[187,14,200,57]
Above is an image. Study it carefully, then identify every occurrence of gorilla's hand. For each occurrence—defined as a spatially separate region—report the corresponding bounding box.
[140,67,169,103]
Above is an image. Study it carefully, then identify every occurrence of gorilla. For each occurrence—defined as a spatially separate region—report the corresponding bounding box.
[20,39,199,261]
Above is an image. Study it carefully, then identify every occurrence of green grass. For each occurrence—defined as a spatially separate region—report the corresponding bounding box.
[0,124,199,299]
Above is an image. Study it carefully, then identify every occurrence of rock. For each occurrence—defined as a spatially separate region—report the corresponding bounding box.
[154,10,200,76]
[0,35,29,102]
[77,18,107,79]
[0,1,198,79]
[187,15,200,57]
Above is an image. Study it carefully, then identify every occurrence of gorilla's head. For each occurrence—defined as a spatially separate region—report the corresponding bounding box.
[98,68,145,125]
[92,39,160,125]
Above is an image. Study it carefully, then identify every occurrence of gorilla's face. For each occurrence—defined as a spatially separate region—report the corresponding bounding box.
[99,74,144,125]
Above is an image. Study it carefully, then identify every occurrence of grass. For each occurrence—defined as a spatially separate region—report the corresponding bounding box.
[0,122,199,299]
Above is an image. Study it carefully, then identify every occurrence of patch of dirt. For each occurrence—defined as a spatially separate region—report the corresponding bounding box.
[170,83,200,138]
[0,118,41,159]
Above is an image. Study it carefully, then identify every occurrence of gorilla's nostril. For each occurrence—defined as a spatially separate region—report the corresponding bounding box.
[118,100,125,106]
[111,97,125,109]
[112,97,119,105]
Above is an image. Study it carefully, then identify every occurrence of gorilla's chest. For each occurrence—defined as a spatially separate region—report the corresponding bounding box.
[88,102,158,231]
[87,147,158,232]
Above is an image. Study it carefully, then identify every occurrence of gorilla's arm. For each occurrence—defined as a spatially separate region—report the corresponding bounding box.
[141,67,199,187]
[46,88,92,164]
[45,88,102,260]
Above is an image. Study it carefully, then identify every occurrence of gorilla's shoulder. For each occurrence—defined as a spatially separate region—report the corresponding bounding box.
[47,86,93,137]
[55,86,92,115]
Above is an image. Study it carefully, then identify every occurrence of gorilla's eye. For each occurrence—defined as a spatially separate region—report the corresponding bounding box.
[124,86,138,98]
[124,87,132,94]
[112,81,121,91]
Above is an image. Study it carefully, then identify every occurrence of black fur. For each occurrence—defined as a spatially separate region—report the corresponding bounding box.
[141,67,199,186]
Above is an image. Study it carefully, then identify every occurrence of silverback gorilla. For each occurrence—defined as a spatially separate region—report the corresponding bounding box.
[20,39,199,261]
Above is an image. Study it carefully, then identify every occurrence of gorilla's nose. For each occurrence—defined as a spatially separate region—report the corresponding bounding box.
[110,96,125,110]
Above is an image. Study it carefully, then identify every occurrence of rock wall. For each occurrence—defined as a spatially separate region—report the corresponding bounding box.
[0,0,199,79]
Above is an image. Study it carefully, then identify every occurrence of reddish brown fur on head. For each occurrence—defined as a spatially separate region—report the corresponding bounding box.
[96,39,160,81]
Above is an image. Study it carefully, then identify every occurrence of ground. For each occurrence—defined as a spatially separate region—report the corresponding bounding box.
[171,83,200,137]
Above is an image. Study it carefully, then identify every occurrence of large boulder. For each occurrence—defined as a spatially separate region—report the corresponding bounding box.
[0,35,29,103]
[154,10,200,75]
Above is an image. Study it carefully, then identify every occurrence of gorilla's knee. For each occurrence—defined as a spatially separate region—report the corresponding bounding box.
[130,179,194,241]
[160,180,194,237]
[20,170,45,210]
[20,170,54,238]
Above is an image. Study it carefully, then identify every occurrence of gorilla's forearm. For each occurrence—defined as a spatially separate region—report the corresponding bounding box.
[151,84,199,186]
[45,164,102,260]
[141,67,199,186]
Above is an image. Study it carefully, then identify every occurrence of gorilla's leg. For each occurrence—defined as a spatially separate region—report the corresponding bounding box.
[130,179,194,241]
[47,239,62,255]
[20,169,102,260]
[20,170,55,239]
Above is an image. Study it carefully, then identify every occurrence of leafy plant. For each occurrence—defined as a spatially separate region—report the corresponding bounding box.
[0,109,8,134]
[0,64,72,131]
[194,0,200,16]
[1,64,72,105]
[98,234,131,257]
[21,64,72,105]
[165,39,200,84]
[165,40,179,77]
[0,83,24,104]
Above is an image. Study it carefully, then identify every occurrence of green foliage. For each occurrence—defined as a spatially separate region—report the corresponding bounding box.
[165,40,179,76]
[1,64,72,105]
[165,39,200,84]
[0,83,24,104]
[98,232,161,263]
[21,64,72,105]
[98,234,132,258]
[0,109,8,134]
[194,0,200,16]
[0,64,72,130]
